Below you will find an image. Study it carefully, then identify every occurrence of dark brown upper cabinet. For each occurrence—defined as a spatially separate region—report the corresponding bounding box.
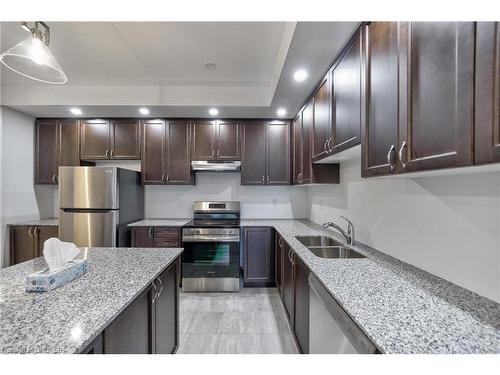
[142,120,194,185]
[35,119,80,185]
[241,121,290,185]
[80,119,140,160]
[361,22,401,177]
[293,100,340,185]
[312,73,332,161]
[398,22,474,173]
[475,22,500,165]
[192,120,240,161]
[331,30,362,154]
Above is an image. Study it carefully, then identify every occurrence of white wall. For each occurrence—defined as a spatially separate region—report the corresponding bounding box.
[145,173,307,219]
[306,158,500,303]
[0,107,55,267]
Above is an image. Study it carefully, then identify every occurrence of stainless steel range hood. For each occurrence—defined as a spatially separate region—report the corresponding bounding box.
[191,160,241,172]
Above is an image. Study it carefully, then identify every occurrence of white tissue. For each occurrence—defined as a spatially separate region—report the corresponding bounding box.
[43,238,81,271]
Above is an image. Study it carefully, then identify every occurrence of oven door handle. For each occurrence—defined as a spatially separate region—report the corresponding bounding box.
[182,235,240,242]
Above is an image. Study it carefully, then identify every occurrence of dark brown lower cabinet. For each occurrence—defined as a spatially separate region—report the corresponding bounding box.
[275,235,283,293]
[102,258,179,354]
[293,255,310,354]
[104,285,154,354]
[243,227,275,287]
[281,239,295,325]
[154,260,180,354]
[9,225,58,266]
[131,226,181,248]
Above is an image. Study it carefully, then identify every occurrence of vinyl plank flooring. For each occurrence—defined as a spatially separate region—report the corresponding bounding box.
[177,288,298,354]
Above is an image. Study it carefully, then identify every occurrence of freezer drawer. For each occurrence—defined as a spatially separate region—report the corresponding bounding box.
[59,166,118,209]
[59,209,118,247]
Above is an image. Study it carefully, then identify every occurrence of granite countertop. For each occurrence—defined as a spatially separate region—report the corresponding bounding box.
[0,247,183,353]
[239,219,500,354]
[9,218,59,226]
[128,219,191,227]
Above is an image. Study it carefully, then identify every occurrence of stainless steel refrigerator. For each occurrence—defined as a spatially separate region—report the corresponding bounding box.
[59,166,144,247]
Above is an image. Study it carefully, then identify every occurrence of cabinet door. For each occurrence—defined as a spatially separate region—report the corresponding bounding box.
[275,235,283,293]
[80,120,110,160]
[312,74,332,161]
[167,120,193,184]
[293,255,310,354]
[104,286,153,354]
[110,120,141,160]
[35,120,58,184]
[80,334,103,354]
[361,22,400,177]
[155,261,179,354]
[58,120,80,169]
[292,114,303,184]
[192,120,216,160]
[35,226,58,258]
[142,120,166,184]
[9,226,36,265]
[301,101,313,183]
[475,22,500,164]
[216,120,240,160]
[241,122,266,185]
[131,227,154,247]
[282,242,294,325]
[332,31,362,154]
[398,22,474,172]
[266,121,290,185]
[243,227,274,287]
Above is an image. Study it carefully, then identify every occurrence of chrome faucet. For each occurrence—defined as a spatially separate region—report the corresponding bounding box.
[322,216,355,245]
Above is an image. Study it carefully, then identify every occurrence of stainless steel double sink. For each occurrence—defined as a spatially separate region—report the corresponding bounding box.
[295,236,365,259]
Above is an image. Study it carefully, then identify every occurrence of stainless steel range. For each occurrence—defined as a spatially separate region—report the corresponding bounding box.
[182,201,240,292]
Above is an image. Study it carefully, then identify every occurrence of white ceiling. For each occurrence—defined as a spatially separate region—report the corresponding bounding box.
[0,21,361,118]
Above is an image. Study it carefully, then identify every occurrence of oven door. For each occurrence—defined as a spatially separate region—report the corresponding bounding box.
[182,240,240,291]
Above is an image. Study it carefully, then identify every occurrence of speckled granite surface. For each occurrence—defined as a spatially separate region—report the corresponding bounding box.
[9,218,59,226]
[0,247,182,353]
[239,219,500,353]
[128,219,191,227]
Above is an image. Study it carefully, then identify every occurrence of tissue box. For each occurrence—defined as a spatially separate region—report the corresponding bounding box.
[25,259,88,292]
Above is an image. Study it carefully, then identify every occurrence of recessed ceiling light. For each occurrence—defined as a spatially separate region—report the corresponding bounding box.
[139,107,150,115]
[70,107,82,115]
[277,108,287,117]
[204,62,217,70]
[209,108,219,116]
[293,69,308,82]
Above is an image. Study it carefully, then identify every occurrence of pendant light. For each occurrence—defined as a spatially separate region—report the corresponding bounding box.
[0,21,67,84]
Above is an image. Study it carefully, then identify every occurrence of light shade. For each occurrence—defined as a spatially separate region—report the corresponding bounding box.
[0,36,67,84]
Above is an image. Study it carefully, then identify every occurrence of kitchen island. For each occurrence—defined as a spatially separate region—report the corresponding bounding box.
[0,247,182,354]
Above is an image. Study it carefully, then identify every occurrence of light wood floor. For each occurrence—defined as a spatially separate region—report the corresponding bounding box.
[177,287,299,354]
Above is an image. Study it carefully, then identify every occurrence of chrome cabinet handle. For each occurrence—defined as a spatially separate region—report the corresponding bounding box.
[148,227,153,239]
[152,280,157,303]
[387,145,396,172]
[328,137,333,152]
[105,149,109,158]
[34,227,39,238]
[212,149,215,157]
[157,276,163,298]
[110,149,114,158]
[216,150,220,157]
[398,141,407,169]
[323,138,329,152]
[262,175,265,184]
[52,174,57,184]
[28,226,33,238]
[161,174,165,182]
[267,175,270,183]
[166,174,170,182]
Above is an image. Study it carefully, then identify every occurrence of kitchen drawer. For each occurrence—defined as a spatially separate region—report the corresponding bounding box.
[154,227,181,239]
[154,239,181,248]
